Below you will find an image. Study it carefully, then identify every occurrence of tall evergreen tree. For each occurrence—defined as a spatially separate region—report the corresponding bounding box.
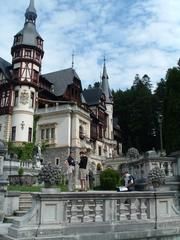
[163,67,180,154]
[113,74,155,153]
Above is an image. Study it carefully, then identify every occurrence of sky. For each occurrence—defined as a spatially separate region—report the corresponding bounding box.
[0,0,180,91]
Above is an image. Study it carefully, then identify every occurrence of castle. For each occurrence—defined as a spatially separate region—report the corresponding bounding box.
[0,0,121,169]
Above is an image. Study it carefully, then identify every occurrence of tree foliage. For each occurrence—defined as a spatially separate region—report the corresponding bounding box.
[113,74,156,153]
[163,67,180,153]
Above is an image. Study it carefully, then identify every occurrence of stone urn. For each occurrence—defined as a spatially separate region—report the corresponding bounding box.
[38,163,61,193]
[148,167,165,191]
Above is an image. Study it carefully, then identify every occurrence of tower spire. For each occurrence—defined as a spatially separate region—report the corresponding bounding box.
[101,56,112,104]
[72,51,75,69]
[25,0,37,24]
[102,56,108,79]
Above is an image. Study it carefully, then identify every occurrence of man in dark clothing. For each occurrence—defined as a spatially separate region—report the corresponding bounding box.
[79,151,88,191]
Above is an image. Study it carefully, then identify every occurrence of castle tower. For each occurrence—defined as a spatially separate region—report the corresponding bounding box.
[11,0,44,143]
[101,58,113,140]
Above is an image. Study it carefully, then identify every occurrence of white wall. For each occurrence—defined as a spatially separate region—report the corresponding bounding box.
[0,115,12,142]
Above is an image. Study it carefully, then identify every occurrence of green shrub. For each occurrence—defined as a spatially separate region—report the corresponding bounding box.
[18,167,24,176]
[100,168,120,190]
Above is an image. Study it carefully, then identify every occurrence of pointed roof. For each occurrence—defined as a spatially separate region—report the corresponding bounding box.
[13,0,43,47]
[83,87,105,106]
[25,0,37,23]
[101,58,113,104]
[0,57,12,79]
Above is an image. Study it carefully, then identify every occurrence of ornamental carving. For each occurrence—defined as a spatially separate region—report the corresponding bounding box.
[20,90,29,105]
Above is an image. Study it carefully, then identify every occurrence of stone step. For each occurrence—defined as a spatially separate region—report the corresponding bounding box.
[3,216,19,223]
[18,192,33,213]
[19,201,32,208]
[14,210,28,216]
[35,236,76,240]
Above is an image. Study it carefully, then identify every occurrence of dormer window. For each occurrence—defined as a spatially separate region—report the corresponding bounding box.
[14,35,22,44]
[37,38,43,48]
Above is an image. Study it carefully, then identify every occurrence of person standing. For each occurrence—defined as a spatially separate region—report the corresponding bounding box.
[123,170,135,191]
[79,150,88,191]
[65,151,76,192]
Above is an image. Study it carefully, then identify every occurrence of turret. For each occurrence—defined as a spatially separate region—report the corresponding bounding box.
[10,0,43,143]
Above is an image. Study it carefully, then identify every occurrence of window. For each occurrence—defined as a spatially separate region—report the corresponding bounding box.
[51,128,55,139]
[0,92,5,107]
[79,125,85,139]
[15,35,22,44]
[25,50,31,58]
[30,92,34,108]
[41,129,45,140]
[33,70,38,82]
[40,126,56,144]
[55,158,60,166]
[37,38,43,47]
[15,50,21,58]
[28,128,32,142]
[46,128,50,139]
[14,91,19,106]
[13,68,19,79]
[36,52,40,60]
[12,126,16,141]
[98,146,102,156]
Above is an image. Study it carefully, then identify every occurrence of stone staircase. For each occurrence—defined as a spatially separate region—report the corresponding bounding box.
[4,192,33,223]
[15,192,32,216]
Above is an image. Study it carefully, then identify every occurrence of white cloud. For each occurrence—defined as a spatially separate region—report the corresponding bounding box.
[0,0,180,91]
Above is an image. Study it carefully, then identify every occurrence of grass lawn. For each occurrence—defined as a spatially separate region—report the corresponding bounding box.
[8,184,67,192]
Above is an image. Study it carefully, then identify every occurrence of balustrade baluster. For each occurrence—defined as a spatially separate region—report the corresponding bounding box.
[70,200,80,223]
[83,200,91,222]
[140,199,147,220]
[95,200,103,222]
[130,198,138,220]
[119,199,128,221]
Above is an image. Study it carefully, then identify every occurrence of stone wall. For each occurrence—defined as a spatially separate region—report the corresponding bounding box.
[2,190,180,240]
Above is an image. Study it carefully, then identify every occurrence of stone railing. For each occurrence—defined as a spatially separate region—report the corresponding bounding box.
[5,190,180,240]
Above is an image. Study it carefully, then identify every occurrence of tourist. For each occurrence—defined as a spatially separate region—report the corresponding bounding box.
[123,170,135,191]
[65,151,76,192]
[79,150,88,191]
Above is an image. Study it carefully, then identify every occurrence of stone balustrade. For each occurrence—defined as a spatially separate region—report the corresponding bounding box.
[4,190,180,240]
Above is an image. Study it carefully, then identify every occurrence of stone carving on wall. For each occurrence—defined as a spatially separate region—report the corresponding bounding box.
[20,90,29,105]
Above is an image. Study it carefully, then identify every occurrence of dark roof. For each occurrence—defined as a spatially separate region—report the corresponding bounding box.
[14,0,42,47]
[0,57,12,79]
[83,87,104,106]
[42,68,80,96]
[16,23,42,47]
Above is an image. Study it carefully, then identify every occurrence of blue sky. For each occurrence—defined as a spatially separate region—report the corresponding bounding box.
[0,0,180,91]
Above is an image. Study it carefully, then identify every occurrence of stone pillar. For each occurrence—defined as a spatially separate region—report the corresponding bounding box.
[177,157,180,177]
[0,140,8,223]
